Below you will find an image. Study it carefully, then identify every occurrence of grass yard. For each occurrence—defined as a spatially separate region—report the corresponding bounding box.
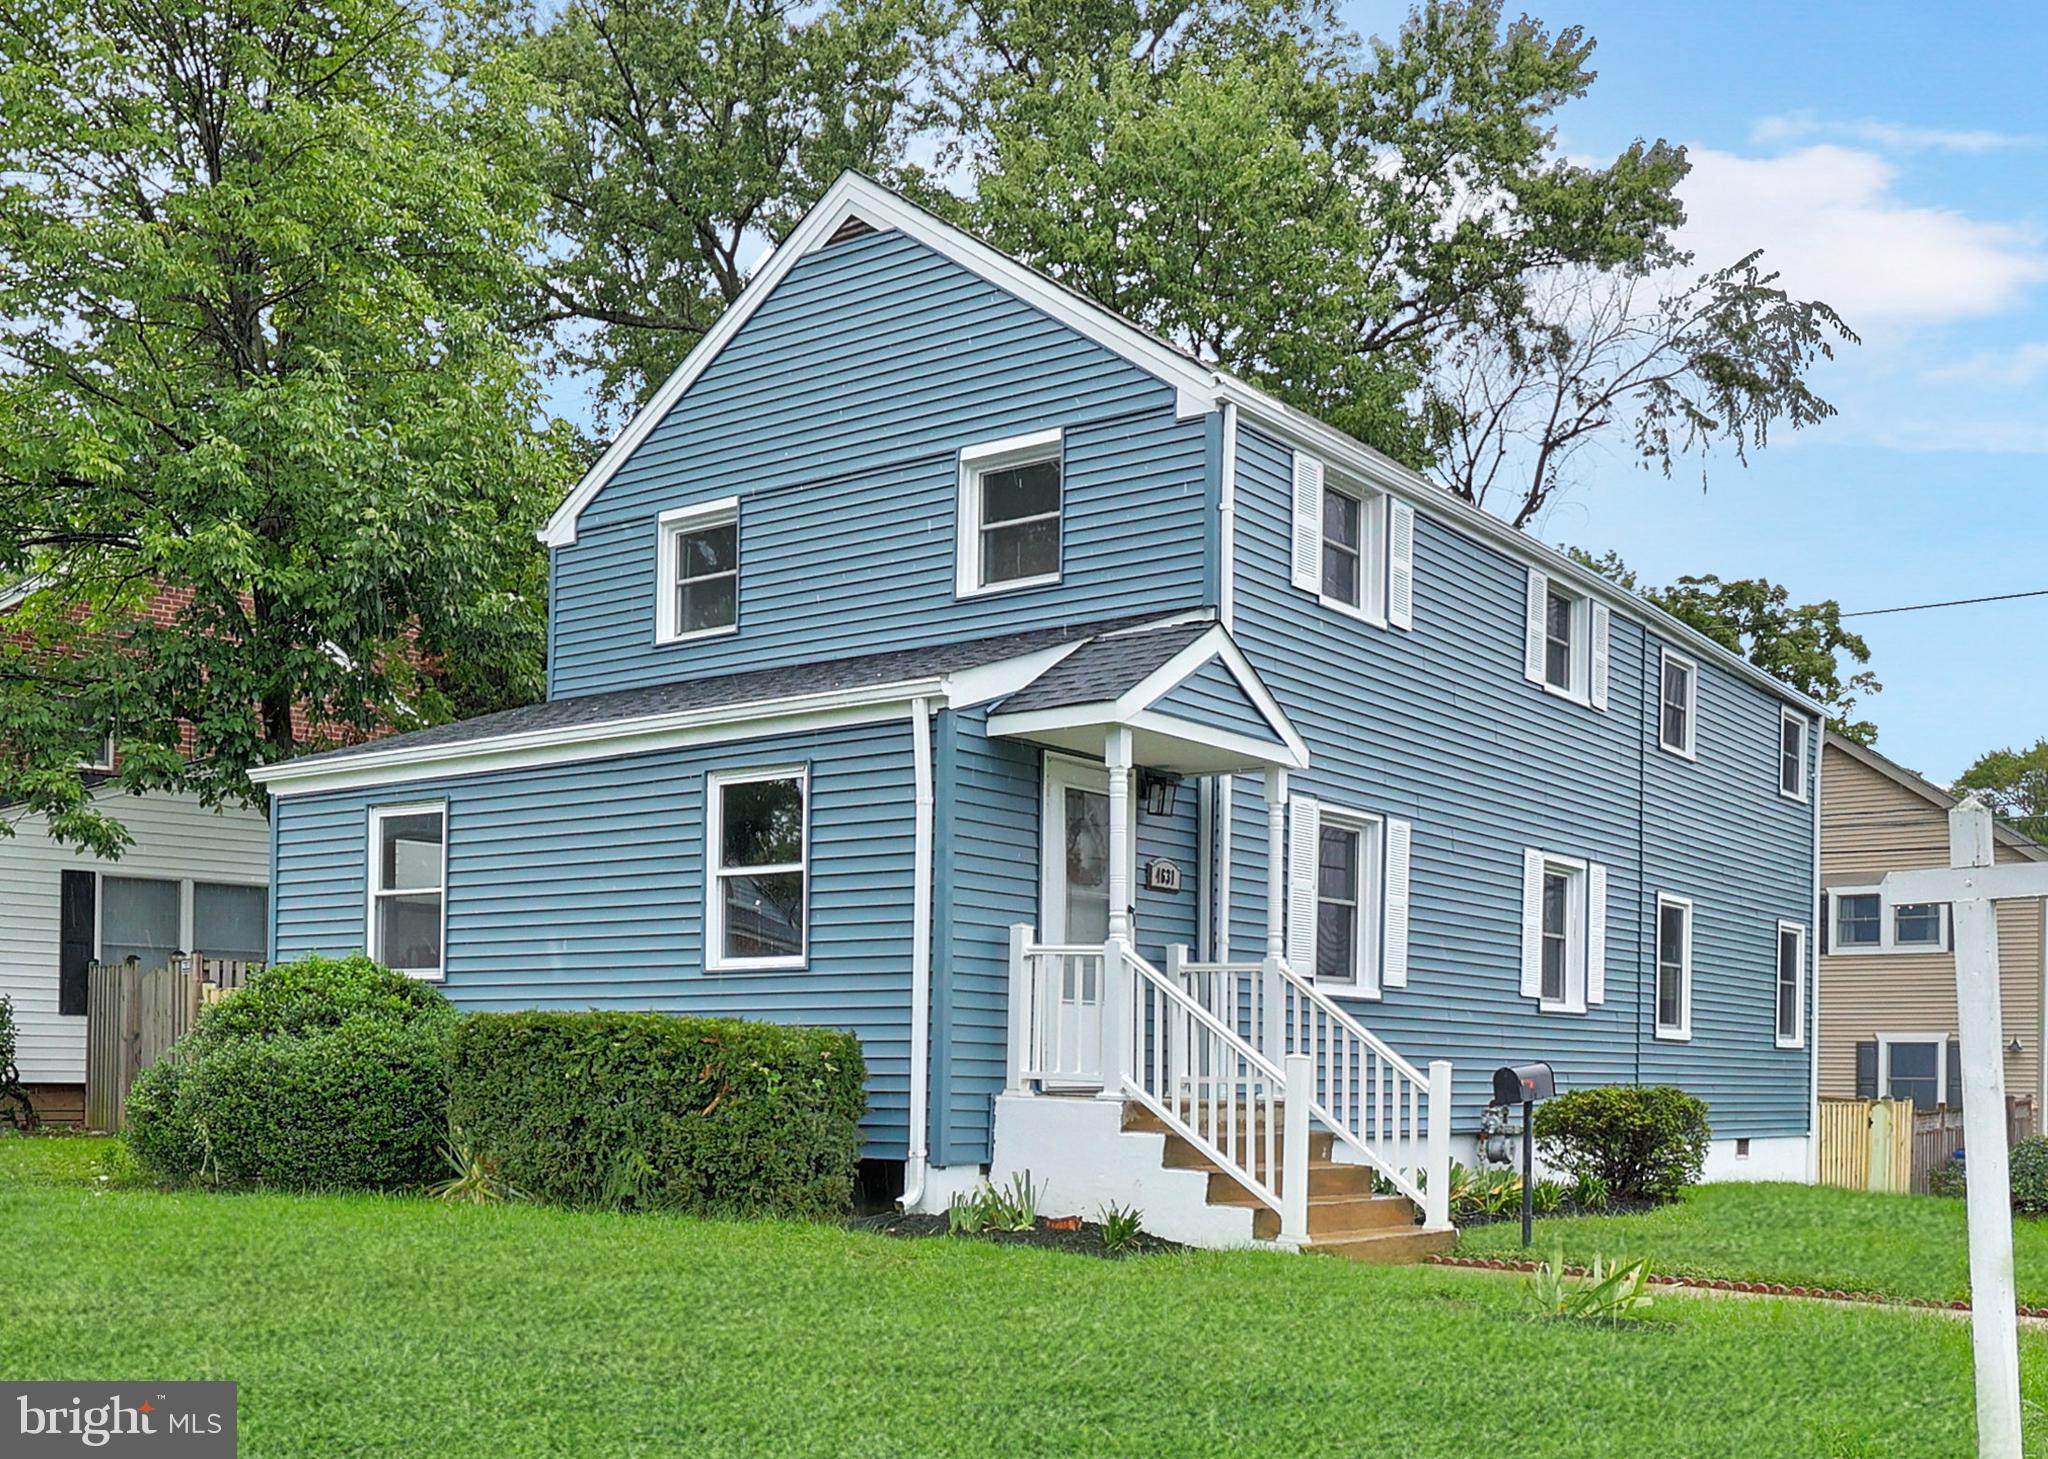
[1454,1181,2048,1307]
[5,1140,2047,1458]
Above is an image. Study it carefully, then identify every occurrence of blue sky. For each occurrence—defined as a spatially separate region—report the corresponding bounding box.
[1343,0,2048,781]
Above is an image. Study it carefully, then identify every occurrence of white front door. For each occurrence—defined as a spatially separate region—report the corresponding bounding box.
[1040,755,1137,1084]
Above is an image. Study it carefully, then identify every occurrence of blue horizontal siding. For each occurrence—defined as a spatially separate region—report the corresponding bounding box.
[550,228,1211,698]
[1224,422,1816,1137]
[1151,656,1279,744]
[271,721,921,1158]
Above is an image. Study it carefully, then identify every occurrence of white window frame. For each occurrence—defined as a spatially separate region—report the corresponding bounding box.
[956,429,1063,599]
[1827,885,1948,955]
[1313,805,1385,994]
[1779,710,1809,801]
[705,765,810,972]
[91,873,271,970]
[1877,1032,1949,1107]
[1524,571,1608,710]
[1543,586,1582,698]
[82,732,115,772]
[655,497,740,645]
[1532,852,1589,1014]
[365,801,448,982]
[1318,478,1388,627]
[1658,649,1698,759]
[1653,893,1693,1041]
[1775,920,1807,1049]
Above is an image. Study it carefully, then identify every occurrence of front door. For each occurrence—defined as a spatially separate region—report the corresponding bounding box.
[1040,755,1137,1083]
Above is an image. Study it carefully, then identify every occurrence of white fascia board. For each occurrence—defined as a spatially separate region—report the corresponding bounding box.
[252,678,946,797]
[1110,626,1312,769]
[986,703,1306,772]
[939,640,1091,711]
[541,172,1217,548]
[1213,376,1828,719]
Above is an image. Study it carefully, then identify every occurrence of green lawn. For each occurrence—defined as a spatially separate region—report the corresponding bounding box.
[1454,1181,2048,1306]
[4,1139,2045,1458]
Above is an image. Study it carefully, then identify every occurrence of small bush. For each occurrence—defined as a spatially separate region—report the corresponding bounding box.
[448,1011,865,1220]
[2012,1137,2048,1215]
[1533,1085,1711,1200]
[125,954,454,1191]
[1927,1157,1966,1200]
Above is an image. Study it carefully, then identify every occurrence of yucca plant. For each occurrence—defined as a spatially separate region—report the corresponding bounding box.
[430,1135,527,1204]
[1525,1243,1654,1322]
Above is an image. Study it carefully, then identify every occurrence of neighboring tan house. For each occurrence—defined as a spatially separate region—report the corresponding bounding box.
[1820,732,2048,1116]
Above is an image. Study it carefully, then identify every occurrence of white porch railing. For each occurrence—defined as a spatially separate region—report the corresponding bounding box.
[1005,927,1107,1091]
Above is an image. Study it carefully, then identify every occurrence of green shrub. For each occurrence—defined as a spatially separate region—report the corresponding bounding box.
[125,953,453,1191]
[2011,1137,2048,1215]
[448,1011,865,1220]
[1533,1085,1711,1200]
[1927,1157,1967,1199]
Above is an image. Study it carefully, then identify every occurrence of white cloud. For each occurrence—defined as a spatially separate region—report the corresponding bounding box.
[1840,417,2048,455]
[1922,340,2048,387]
[1752,113,2039,153]
[1674,145,2048,326]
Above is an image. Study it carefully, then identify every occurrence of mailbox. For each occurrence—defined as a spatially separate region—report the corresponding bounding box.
[1492,1061,1556,1107]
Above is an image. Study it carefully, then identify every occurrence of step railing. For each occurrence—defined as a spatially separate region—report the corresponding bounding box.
[1005,927,1107,1092]
[1165,947,1452,1230]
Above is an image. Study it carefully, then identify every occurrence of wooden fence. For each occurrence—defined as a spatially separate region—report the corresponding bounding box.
[83,955,260,1133]
[1819,1095,2039,1196]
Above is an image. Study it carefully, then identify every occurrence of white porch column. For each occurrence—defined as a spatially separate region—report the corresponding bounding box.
[1261,766,1289,1066]
[1100,728,1135,1102]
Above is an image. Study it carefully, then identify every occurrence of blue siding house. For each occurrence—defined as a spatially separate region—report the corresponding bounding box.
[252,175,1822,1253]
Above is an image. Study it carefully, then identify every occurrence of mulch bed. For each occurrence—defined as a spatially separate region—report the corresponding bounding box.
[849,1211,1186,1259]
[1452,1194,1664,1228]
[1427,1254,2048,1319]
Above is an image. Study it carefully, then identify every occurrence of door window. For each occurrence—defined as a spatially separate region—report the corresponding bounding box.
[1060,786,1111,945]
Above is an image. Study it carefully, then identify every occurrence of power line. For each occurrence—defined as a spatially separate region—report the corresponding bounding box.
[1842,587,2048,619]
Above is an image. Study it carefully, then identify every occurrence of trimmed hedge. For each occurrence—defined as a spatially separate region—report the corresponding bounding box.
[448,1011,866,1219]
[126,954,454,1191]
[1533,1084,1711,1199]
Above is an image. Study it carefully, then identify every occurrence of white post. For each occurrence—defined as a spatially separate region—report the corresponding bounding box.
[1262,768,1289,1065]
[1101,729,1135,1102]
[1283,1052,1312,1248]
[1097,940,1128,1102]
[1951,798,2023,1459]
[1425,1059,1454,1230]
[1005,924,1032,1096]
[1167,943,1190,1098]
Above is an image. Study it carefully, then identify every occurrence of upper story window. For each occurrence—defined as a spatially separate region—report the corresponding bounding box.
[1523,569,1609,709]
[1776,922,1807,1048]
[957,429,1063,598]
[1321,484,1366,608]
[1521,847,1607,1014]
[1288,450,1416,630]
[1655,894,1693,1041]
[1829,886,1947,954]
[369,803,446,981]
[656,498,739,644]
[82,731,114,772]
[1779,711,1808,800]
[707,767,808,970]
[1659,651,1697,758]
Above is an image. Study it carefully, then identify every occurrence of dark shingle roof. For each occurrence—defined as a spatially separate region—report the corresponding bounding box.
[279,615,1167,770]
[993,620,1212,715]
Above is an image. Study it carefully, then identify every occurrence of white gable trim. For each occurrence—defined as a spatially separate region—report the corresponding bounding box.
[539,173,1217,548]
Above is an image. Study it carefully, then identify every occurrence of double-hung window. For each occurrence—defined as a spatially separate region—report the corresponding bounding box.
[1288,450,1414,628]
[1540,868,1572,1002]
[707,767,808,970]
[82,732,114,772]
[1659,651,1697,758]
[1779,711,1808,800]
[1544,591,1576,693]
[1523,849,1605,1013]
[958,430,1062,597]
[1524,570,1609,708]
[369,803,446,980]
[1829,886,1946,953]
[1776,922,1806,1048]
[656,499,739,643]
[1654,894,1693,1040]
[1321,485,1365,609]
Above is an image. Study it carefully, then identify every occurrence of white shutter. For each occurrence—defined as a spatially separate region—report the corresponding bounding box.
[1286,795,1320,971]
[1590,601,1611,710]
[1520,847,1546,999]
[1290,451,1324,593]
[1382,818,1411,989]
[1523,570,1547,683]
[1387,499,1416,630]
[1586,862,1608,1006]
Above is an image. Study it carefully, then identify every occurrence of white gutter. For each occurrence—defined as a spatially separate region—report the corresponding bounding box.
[899,695,936,1213]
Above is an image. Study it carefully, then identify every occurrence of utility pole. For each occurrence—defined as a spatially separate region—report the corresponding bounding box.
[1883,797,2045,1459]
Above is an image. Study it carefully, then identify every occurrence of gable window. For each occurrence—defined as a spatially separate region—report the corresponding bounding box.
[1776,922,1806,1048]
[1523,569,1610,709]
[1655,894,1693,1040]
[958,429,1062,597]
[656,498,739,644]
[369,803,446,980]
[707,767,808,970]
[1659,651,1697,758]
[1829,886,1947,954]
[1780,711,1808,800]
[1522,848,1606,1014]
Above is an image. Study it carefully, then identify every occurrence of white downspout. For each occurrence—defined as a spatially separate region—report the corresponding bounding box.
[899,696,936,1212]
[1215,400,1239,961]
[1807,723,1823,1183]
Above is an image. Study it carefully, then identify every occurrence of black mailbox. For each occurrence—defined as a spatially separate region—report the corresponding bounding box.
[1492,1062,1556,1106]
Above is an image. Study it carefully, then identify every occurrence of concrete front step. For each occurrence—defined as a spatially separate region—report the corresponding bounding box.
[1306,1226,1458,1264]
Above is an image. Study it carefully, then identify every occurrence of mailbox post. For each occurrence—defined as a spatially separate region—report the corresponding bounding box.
[1492,1063,1556,1248]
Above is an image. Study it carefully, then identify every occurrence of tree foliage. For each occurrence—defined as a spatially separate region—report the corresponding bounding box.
[0,0,571,853]
[1567,548,1880,743]
[1955,741,2048,844]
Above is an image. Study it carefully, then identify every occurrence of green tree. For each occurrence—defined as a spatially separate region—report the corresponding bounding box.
[512,0,948,421]
[1955,742,2048,843]
[1566,548,1880,743]
[0,0,571,855]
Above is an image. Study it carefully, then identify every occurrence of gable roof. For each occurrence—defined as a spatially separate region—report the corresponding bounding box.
[994,621,1212,714]
[539,171,1823,717]
[1825,731,2048,862]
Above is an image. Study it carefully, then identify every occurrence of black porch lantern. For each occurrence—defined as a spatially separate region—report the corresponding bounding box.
[1139,769,1183,818]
